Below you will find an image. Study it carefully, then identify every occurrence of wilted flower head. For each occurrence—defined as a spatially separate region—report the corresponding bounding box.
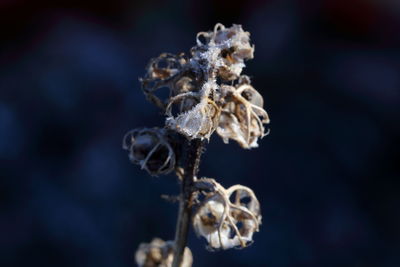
[192,178,261,250]
[135,238,192,267]
[122,128,175,176]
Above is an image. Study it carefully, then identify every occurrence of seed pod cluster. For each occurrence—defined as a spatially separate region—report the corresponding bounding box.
[192,178,262,250]
[141,23,270,148]
[135,238,193,267]
[122,128,175,176]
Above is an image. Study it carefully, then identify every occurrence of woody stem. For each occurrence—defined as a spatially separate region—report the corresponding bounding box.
[172,139,203,267]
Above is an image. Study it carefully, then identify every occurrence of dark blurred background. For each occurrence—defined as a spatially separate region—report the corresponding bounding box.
[0,0,399,266]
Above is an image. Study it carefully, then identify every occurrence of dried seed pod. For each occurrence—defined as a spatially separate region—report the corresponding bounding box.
[215,24,254,81]
[140,53,188,110]
[216,83,269,148]
[192,178,262,250]
[135,238,192,267]
[192,23,254,81]
[122,128,175,176]
[164,79,221,140]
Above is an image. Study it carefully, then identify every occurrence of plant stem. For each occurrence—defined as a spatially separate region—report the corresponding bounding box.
[172,139,203,267]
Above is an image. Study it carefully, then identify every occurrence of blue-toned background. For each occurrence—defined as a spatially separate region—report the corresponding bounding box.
[1,0,399,266]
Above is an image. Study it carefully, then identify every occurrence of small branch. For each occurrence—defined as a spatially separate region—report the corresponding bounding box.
[172,139,203,267]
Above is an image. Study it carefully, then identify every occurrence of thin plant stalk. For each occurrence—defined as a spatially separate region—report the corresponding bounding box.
[172,139,203,267]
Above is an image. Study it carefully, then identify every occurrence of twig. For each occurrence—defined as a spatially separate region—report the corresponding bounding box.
[172,139,203,267]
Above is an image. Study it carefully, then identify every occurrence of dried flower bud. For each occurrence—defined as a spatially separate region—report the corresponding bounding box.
[122,128,175,176]
[216,82,269,148]
[192,178,261,250]
[135,238,192,267]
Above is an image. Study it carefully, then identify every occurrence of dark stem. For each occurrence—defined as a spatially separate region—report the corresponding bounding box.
[172,139,203,267]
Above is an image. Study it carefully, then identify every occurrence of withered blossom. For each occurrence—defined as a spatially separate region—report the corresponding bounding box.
[122,128,175,176]
[194,23,254,81]
[192,178,261,250]
[216,78,270,148]
[135,238,192,267]
[138,23,269,144]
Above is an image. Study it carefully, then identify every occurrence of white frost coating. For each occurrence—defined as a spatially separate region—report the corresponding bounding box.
[166,102,212,139]
[166,81,219,140]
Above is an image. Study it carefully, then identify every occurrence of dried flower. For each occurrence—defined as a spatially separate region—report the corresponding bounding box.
[216,78,270,148]
[140,53,188,110]
[140,23,268,143]
[192,178,261,250]
[194,23,254,81]
[122,128,175,176]
[135,238,192,267]
[166,86,220,140]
